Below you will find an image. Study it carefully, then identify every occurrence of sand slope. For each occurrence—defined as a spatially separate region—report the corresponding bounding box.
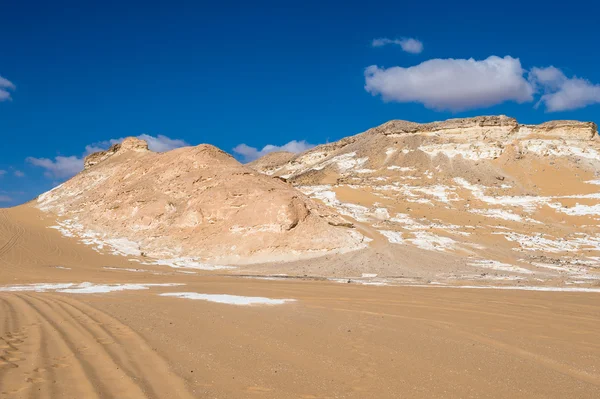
[1,204,600,398]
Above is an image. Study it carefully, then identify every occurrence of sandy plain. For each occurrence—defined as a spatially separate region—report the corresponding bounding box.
[1,205,599,398]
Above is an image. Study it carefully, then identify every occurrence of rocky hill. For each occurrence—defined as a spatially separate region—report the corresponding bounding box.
[35,138,367,265]
[248,116,600,285]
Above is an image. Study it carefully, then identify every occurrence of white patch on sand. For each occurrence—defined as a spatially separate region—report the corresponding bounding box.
[0,282,183,294]
[311,152,368,173]
[468,260,533,274]
[149,257,234,270]
[49,219,234,270]
[548,202,600,216]
[37,183,65,212]
[160,292,295,305]
[378,230,403,244]
[275,151,328,178]
[54,266,72,270]
[456,177,600,216]
[50,219,143,256]
[413,185,459,203]
[530,262,600,280]
[408,232,456,252]
[387,166,415,172]
[103,267,147,273]
[104,238,143,256]
[373,207,390,220]
[0,283,75,292]
[299,186,371,223]
[469,209,523,222]
[362,273,378,278]
[389,213,471,237]
[61,283,183,294]
[329,278,389,286]
[454,178,548,213]
[375,183,459,204]
[497,232,600,253]
[520,139,600,160]
[410,285,600,293]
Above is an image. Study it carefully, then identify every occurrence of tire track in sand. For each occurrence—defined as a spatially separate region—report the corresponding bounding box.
[0,211,24,260]
[0,293,195,399]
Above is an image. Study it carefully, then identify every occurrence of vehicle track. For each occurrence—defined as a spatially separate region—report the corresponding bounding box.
[0,293,195,399]
[0,211,24,260]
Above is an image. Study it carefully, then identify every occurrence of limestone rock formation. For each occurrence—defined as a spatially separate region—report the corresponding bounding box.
[37,139,367,265]
[249,116,600,284]
[83,137,149,169]
[247,151,295,175]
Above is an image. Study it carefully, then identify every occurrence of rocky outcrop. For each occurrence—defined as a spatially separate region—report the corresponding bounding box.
[249,116,600,283]
[367,115,519,136]
[84,137,149,169]
[251,116,600,181]
[246,151,296,175]
[526,120,598,140]
[38,138,367,265]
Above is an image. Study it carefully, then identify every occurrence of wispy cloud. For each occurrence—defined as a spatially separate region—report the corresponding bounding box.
[529,66,600,112]
[0,195,13,203]
[372,37,423,54]
[26,156,84,179]
[13,170,25,178]
[27,134,189,179]
[0,170,6,177]
[233,140,315,162]
[364,56,533,111]
[0,75,15,101]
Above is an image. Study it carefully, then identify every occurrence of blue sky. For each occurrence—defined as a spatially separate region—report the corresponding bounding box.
[1,0,599,206]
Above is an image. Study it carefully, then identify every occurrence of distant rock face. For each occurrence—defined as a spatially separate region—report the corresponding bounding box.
[83,137,149,169]
[38,138,367,265]
[246,151,296,176]
[249,116,600,283]
[250,116,599,180]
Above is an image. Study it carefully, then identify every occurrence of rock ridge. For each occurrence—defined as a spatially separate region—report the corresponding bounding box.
[84,137,150,169]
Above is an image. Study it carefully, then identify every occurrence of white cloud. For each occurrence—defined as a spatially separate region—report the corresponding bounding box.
[372,37,423,54]
[27,134,188,179]
[0,170,6,177]
[529,66,565,90]
[364,56,534,111]
[26,156,84,179]
[0,75,15,101]
[13,170,25,178]
[233,140,315,162]
[0,195,12,203]
[529,66,600,112]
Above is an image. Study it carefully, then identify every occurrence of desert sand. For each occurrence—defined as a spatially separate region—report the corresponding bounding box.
[1,204,600,398]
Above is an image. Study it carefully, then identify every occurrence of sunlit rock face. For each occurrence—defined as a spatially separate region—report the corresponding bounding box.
[249,116,600,282]
[37,138,367,265]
